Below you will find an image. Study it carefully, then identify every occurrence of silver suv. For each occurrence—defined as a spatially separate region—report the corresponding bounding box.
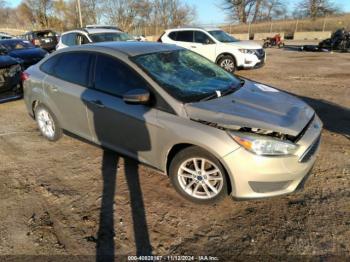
[56,25,132,50]
[23,42,322,204]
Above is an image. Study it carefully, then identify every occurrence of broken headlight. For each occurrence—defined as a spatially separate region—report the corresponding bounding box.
[8,64,21,77]
[230,132,298,156]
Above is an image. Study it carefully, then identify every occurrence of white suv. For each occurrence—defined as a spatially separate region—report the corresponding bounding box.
[159,28,265,73]
[56,26,132,50]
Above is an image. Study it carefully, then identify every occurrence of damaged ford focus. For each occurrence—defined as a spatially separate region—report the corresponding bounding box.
[23,42,322,204]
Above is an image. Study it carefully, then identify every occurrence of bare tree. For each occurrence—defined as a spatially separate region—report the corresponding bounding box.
[294,0,340,19]
[150,0,195,28]
[221,0,286,23]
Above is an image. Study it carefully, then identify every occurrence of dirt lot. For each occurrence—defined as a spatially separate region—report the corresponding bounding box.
[0,46,349,261]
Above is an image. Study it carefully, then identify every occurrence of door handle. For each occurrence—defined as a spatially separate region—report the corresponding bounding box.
[90,100,105,108]
[51,87,58,92]
[190,46,197,48]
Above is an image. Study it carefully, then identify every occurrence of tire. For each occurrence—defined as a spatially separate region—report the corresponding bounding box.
[169,146,228,204]
[217,55,236,73]
[34,104,62,141]
[263,42,269,48]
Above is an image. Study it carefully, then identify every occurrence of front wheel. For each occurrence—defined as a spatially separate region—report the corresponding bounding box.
[35,104,62,141]
[169,146,228,204]
[217,55,236,73]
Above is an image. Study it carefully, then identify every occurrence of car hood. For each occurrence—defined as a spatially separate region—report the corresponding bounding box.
[184,80,315,137]
[225,40,262,49]
[8,48,47,60]
[0,55,19,68]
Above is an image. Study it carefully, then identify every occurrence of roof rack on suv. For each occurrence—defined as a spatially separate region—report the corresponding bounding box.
[85,25,123,31]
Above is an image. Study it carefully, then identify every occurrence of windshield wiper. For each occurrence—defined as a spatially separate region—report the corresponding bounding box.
[199,82,243,102]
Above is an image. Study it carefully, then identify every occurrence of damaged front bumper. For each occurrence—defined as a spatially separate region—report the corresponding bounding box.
[221,115,322,199]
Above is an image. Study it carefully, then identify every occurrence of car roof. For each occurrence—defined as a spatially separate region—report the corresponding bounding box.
[29,30,55,33]
[75,41,183,57]
[165,27,221,32]
[62,28,123,35]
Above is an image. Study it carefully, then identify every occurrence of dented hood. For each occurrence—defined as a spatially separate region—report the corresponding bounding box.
[185,80,315,137]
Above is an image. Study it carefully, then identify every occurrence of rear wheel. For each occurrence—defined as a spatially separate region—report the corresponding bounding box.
[35,104,62,141]
[218,55,236,73]
[169,146,228,204]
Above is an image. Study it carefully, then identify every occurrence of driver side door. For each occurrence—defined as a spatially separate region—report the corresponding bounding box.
[191,31,217,62]
[83,53,161,165]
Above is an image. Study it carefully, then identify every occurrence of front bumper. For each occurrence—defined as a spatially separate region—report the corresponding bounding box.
[222,115,322,199]
[238,49,266,69]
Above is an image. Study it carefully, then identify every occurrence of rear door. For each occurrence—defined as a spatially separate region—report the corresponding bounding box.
[172,30,195,50]
[41,52,93,140]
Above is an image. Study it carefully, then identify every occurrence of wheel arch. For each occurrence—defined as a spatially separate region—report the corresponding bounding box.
[215,52,237,65]
[165,143,233,194]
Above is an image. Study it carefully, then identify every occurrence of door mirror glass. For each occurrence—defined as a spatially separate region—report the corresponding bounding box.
[123,89,150,104]
[204,38,213,45]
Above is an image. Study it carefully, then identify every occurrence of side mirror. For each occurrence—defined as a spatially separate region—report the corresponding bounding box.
[203,38,213,45]
[123,89,150,104]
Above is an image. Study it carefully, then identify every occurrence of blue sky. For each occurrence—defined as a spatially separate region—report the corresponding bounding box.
[5,0,350,24]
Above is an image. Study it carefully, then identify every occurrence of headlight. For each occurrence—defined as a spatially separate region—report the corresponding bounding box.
[230,132,298,156]
[8,64,21,77]
[238,49,255,54]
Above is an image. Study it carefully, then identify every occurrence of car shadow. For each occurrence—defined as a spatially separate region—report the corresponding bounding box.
[298,95,350,138]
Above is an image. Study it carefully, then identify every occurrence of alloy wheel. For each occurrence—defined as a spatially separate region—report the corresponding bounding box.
[177,158,224,199]
[37,108,56,139]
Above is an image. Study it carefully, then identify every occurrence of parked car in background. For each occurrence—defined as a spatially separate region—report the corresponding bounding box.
[0,32,15,40]
[56,26,133,50]
[0,49,22,102]
[159,27,265,73]
[22,30,58,52]
[0,39,48,69]
[23,42,322,204]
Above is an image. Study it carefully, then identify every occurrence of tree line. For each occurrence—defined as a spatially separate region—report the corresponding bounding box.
[0,0,344,33]
[0,0,196,32]
[221,0,341,24]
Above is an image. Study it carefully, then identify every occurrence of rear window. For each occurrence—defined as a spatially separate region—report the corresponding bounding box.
[42,52,92,86]
[40,55,60,74]
[90,32,131,42]
[168,32,177,40]
[61,33,76,46]
[175,31,193,42]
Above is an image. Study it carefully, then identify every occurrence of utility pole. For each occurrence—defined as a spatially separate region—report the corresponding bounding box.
[77,0,83,28]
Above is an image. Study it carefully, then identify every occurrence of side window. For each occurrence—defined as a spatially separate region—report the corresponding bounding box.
[40,55,61,74]
[62,33,76,46]
[176,31,193,42]
[194,31,212,44]
[94,54,147,97]
[52,52,91,86]
[168,32,177,40]
[77,34,89,45]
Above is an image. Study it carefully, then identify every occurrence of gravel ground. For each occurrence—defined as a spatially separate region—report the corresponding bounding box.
[0,46,349,261]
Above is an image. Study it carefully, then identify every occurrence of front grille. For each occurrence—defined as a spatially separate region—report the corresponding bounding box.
[299,135,321,163]
[255,49,265,59]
